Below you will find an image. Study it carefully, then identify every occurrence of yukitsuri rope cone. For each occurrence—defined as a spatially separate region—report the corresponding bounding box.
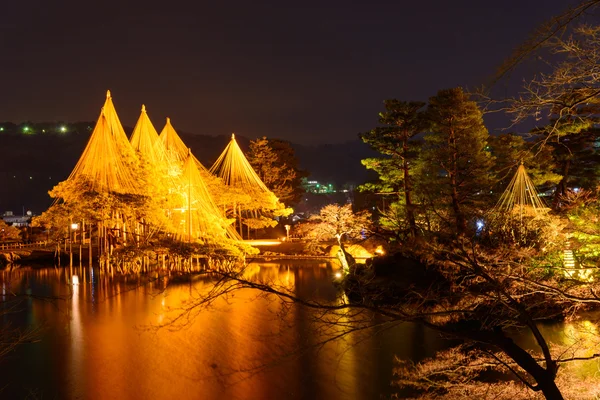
[132,106,241,243]
[40,91,251,274]
[492,163,549,222]
[209,134,289,238]
[64,90,143,196]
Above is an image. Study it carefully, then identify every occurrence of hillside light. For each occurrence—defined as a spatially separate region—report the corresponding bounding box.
[23,126,30,133]
[60,126,67,132]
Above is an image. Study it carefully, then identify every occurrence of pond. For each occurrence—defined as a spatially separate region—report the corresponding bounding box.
[0,260,597,399]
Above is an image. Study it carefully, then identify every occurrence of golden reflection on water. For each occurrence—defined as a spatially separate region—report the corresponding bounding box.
[1,262,394,400]
[0,261,474,399]
[7,264,600,398]
[557,320,600,378]
[69,274,82,396]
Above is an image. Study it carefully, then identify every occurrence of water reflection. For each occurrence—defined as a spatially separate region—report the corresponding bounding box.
[0,262,451,399]
[69,274,83,397]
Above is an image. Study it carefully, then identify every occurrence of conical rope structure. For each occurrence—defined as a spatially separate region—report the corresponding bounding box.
[176,151,242,243]
[159,117,208,172]
[156,117,241,242]
[210,134,271,193]
[130,104,167,166]
[209,134,285,237]
[63,90,142,196]
[129,105,178,237]
[209,134,279,208]
[37,91,253,275]
[492,163,549,222]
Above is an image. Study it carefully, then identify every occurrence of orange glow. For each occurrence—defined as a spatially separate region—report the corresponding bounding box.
[244,239,282,246]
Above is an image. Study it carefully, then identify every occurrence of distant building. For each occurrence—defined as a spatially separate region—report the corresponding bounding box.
[2,210,33,227]
[302,179,336,194]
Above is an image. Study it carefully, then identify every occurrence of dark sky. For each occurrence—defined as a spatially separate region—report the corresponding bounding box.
[0,0,580,144]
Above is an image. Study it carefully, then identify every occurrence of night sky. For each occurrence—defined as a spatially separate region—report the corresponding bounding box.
[0,0,581,144]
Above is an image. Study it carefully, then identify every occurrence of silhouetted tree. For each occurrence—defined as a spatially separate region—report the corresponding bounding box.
[418,88,494,234]
[248,137,308,207]
[360,100,427,238]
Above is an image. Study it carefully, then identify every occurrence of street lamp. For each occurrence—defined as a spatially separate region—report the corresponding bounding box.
[71,223,79,245]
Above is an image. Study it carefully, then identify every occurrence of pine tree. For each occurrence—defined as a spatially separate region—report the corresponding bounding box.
[360,100,427,238]
[419,88,494,234]
[532,121,600,209]
[248,137,307,207]
[487,133,561,194]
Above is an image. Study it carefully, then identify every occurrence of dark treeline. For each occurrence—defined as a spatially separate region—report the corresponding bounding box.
[0,121,376,213]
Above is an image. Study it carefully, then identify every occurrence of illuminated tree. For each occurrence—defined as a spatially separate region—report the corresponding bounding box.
[0,220,20,241]
[360,100,427,238]
[248,137,307,207]
[298,203,371,247]
[418,88,494,234]
[37,92,252,271]
[561,190,600,270]
[294,203,371,269]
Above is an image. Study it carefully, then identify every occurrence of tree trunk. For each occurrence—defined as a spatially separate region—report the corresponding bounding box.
[448,126,466,234]
[402,135,418,237]
[493,332,563,400]
[552,158,570,210]
[449,177,466,233]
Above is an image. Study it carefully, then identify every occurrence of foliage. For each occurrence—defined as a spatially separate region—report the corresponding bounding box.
[0,220,20,241]
[394,340,600,399]
[248,137,308,207]
[487,133,562,192]
[388,240,600,398]
[564,190,600,266]
[295,204,371,246]
[503,25,600,209]
[533,122,600,208]
[360,100,427,238]
[484,212,568,253]
[35,177,173,244]
[417,88,495,234]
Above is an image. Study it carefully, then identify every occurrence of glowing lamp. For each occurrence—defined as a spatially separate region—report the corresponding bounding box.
[71,223,79,230]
